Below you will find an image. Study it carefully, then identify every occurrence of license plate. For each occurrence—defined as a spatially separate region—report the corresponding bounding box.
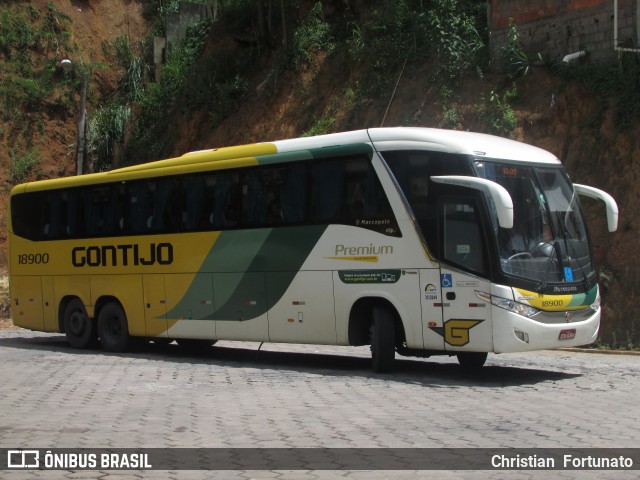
[559,329,576,340]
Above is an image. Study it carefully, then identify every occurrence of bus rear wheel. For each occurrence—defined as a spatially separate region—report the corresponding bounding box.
[63,299,97,349]
[371,305,396,373]
[456,352,488,369]
[98,302,132,353]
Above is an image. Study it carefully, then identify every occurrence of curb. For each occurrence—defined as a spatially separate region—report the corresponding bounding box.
[558,347,640,356]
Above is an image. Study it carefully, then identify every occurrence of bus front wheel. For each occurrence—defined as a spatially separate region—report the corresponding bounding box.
[370,305,396,373]
[63,299,97,349]
[456,352,488,369]
[98,302,132,353]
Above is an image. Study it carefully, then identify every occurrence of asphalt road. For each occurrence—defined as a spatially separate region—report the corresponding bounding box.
[0,329,638,479]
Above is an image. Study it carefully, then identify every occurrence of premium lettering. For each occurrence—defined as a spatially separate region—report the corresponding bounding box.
[72,243,173,267]
[334,243,393,256]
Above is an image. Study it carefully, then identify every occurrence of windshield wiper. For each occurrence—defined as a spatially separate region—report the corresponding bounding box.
[536,239,558,293]
[553,210,590,291]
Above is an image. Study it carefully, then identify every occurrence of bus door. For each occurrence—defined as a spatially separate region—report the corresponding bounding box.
[437,196,493,352]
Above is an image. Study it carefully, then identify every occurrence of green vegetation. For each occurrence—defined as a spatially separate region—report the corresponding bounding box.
[476,85,518,136]
[496,19,532,79]
[0,2,80,185]
[291,2,334,68]
[9,148,41,184]
[345,0,484,97]
[89,103,132,171]
[595,326,639,351]
[90,0,494,166]
[561,53,640,130]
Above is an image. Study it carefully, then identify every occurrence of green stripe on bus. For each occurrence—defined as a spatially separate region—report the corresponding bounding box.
[256,143,373,166]
[213,225,327,320]
[166,225,327,322]
[257,151,314,165]
[567,285,598,308]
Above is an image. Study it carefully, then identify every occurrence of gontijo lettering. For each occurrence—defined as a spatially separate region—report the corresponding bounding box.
[72,243,173,267]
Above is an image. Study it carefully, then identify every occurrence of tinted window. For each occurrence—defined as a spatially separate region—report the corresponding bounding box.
[442,199,487,275]
[310,156,398,236]
[11,154,399,240]
[382,150,472,252]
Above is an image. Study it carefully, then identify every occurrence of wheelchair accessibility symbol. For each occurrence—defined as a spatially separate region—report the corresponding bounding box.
[440,273,453,288]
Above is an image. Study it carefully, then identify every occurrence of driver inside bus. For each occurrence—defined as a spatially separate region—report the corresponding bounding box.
[507,220,534,255]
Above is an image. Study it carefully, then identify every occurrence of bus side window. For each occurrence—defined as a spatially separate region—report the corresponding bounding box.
[280,164,306,224]
[344,157,392,220]
[66,190,79,237]
[11,192,44,240]
[210,172,239,228]
[311,160,344,222]
[183,175,205,230]
[247,166,306,227]
[343,158,368,220]
[148,179,178,233]
[310,156,396,234]
[442,200,487,275]
[128,182,150,234]
[243,169,268,226]
[83,187,116,236]
[43,192,62,238]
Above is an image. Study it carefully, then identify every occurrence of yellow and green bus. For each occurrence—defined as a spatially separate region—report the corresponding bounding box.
[9,128,618,371]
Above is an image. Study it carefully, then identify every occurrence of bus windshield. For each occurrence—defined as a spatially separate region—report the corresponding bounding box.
[474,160,594,286]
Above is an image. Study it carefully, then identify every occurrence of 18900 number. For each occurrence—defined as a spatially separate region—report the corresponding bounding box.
[17,253,49,265]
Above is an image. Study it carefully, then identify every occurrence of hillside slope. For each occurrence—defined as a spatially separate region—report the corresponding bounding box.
[0,0,150,264]
[1,1,636,346]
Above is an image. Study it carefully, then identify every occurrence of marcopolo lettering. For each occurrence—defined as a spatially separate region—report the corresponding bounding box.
[72,243,174,267]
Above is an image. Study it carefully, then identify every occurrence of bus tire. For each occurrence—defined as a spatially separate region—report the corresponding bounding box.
[98,302,131,353]
[371,305,395,373]
[63,299,97,349]
[456,352,488,369]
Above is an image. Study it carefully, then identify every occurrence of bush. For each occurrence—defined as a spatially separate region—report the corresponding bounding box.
[104,35,146,102]
[291,2,334,68]
[346,0,484,97]
[476,86,518,136]
[9,149,41,184]
[89,104,132,171]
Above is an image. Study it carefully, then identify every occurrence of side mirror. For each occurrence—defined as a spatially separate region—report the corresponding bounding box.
[574,184,619,232]
[431,175,514,229]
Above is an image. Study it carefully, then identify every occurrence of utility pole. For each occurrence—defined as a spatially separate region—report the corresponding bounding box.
[76,71,88,175]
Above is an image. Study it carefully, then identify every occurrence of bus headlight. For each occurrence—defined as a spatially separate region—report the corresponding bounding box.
[476,291,540,318]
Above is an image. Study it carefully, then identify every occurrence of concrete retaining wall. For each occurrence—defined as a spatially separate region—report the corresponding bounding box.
[489,0,639,64]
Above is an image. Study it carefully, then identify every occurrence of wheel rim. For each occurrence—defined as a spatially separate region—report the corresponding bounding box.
[68,311,86,336]
[105,314,122,338]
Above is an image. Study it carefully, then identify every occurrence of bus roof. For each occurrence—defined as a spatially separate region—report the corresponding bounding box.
[274,128,561,164]
[11,127,560,195]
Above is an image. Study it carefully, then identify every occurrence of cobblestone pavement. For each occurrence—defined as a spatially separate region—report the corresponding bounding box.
[1,329,638,479]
